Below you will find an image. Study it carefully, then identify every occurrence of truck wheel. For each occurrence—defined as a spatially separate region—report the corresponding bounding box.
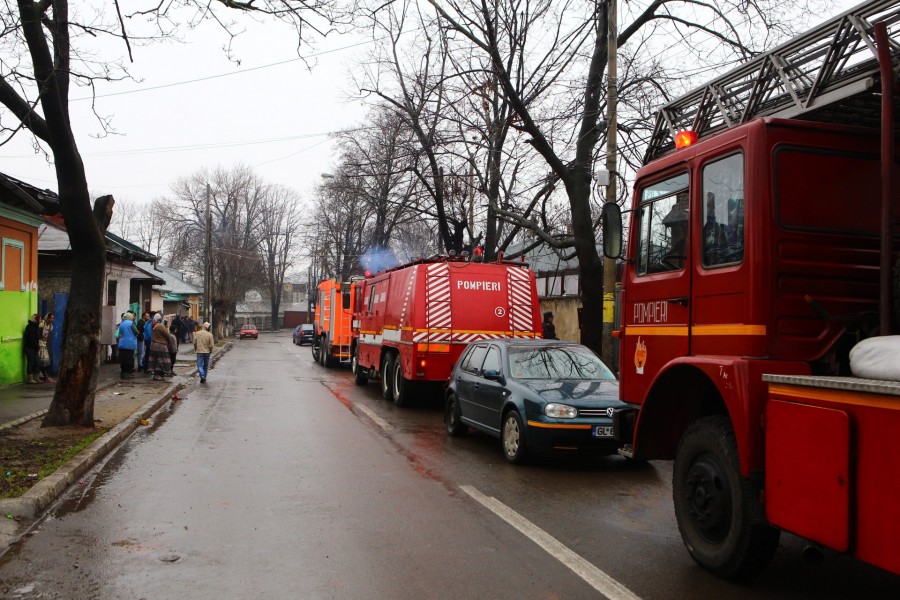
[673,415,780,580]
[311,337,321,364]
[381,354,394,400]
[444,393,468,437]
[392,358,410,407]
[352,346,368,386]
[319,338,328,367]
[501,410,528,464]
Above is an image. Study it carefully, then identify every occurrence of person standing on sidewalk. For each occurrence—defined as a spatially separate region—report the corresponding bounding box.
[23,314,41,384]
[147,314,172,381]
[136,312,148,372]
[38,313,54,383]
[116,312,140,379]
[194,322,214,384]
[142,312,155,373]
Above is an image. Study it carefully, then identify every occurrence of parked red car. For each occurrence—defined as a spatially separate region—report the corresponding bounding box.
[239,324,258,340]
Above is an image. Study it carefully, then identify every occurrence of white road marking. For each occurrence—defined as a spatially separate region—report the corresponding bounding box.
[460,485,641,600]
[355,403,395,431]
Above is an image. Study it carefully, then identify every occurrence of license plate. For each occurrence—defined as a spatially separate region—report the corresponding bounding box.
[592,425,614,438]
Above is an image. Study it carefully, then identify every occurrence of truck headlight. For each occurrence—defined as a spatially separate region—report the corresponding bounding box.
[544,403,577,419]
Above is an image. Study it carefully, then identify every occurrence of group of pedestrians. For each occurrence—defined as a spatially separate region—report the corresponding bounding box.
[22,310,214,385]
[22,312,55,384]
[118,311,214,383]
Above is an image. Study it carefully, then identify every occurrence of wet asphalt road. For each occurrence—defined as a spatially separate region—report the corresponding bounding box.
[1,332,898,599]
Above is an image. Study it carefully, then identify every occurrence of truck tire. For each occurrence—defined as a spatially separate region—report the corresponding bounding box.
[319,338,328,367]
[392,357,410,407]
[444,393,468,437]
[673,415,780,580]
[352,346,368,386]
[381,353,394,400]
[311,336,321,364]
[323,340,339,368]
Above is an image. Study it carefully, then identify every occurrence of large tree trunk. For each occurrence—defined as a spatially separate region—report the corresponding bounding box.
[41,192,112,428]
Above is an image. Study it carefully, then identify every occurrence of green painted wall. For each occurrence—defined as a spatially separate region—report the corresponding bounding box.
[0,290,36,386]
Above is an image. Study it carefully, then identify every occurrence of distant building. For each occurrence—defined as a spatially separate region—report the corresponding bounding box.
[235,282,310,330]
[38,220,164,356]
[133,261,202,321]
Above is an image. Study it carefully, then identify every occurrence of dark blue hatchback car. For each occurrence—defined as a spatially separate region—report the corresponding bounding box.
[445,339,625,464]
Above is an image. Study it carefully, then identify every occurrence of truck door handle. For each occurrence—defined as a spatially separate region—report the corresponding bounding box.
[667,297,689,307]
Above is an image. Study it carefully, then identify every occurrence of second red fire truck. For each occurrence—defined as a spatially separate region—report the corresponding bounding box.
[350,256,542,406]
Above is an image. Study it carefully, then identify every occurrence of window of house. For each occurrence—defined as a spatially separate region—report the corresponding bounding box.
[702,153,744,267]
[1,238,25,292]
[635,173,690,275]
[107,280,117,306]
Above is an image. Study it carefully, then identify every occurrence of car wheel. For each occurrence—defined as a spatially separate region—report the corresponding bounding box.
[502,410,528,464]
[381,353,394,400]
[673,416,780,580]
[352,346,368,386]
[444,393,468,437]
[311,337,321,363]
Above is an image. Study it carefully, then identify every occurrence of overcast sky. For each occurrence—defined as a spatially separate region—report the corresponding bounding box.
[0,1,855,210]
[0,13,370,206]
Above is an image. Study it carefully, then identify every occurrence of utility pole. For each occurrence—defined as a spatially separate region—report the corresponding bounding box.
[205,184,212,328]
[601,0,618,367]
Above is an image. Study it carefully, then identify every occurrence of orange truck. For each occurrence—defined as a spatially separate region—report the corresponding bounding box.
[311,278,358,368]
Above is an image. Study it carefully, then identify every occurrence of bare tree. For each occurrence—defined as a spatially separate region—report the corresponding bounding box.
[0,1,336,427]
[107,197,173,260]
[356,1,476,255]
[315,172,370,280]
[425,0,828,353]
[167,165,268,338]
[333,106,422,250]
[259,185,303,330]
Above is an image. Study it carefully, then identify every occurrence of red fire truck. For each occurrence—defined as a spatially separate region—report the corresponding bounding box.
[311,278,357,368]
[350,256,541,406]
[603,1,899,580]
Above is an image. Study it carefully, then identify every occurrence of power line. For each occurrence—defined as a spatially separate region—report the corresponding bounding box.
[71,37,377,102]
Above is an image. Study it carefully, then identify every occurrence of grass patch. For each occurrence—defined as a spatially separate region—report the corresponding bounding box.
[0,427,109,499]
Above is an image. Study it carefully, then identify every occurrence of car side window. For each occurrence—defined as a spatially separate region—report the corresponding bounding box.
[463,345,488,375]
[481,346,501,376]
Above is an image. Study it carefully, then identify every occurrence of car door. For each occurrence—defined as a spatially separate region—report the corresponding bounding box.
[456,344,488,425]
[475,344,507,434]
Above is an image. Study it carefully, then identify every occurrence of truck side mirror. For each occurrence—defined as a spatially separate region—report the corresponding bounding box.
[602,202,623,259]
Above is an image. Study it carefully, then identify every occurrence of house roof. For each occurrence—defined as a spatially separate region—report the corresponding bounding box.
[37,220,157,262]
[134,261,202,296]
[0,172,59,214]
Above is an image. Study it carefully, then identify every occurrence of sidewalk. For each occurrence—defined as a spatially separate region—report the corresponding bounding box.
[0,343,232,553]
[0,345,203,429]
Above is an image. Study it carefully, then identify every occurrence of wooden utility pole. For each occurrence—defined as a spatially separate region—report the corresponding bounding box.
[601,0,618,367]
[205,184,212,327]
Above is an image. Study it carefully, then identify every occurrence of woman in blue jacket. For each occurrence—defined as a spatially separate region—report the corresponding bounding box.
[116,312,140,379]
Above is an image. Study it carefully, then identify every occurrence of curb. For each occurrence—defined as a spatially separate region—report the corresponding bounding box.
[0,342,232,552]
